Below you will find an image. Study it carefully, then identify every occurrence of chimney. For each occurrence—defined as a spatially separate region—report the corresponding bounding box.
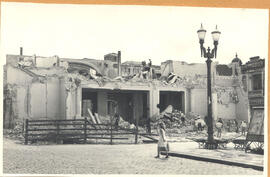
[20,47,23,56]
[117,51,121,76]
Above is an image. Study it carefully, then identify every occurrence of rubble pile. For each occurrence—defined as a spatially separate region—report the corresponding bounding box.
[4,121,24,140]
[151,105,208,134]
[153,105,187,128]
[86,113,144,131]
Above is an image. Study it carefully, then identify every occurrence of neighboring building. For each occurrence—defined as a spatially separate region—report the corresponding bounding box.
[121,61,142,76]
[3,50,255,130]
[241,56,265,141]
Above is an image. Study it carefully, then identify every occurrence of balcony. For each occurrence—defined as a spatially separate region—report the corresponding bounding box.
[248,90,264,98]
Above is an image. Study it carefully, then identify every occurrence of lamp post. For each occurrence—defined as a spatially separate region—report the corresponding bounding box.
[197,24,221,149]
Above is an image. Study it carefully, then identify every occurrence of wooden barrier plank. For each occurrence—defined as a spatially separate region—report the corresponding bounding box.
[25,118,139,144]
[87,136,128,140]
[28,119,85,122]
[28,123,58,126]
[87,132,134,135]
[28,128,84,131]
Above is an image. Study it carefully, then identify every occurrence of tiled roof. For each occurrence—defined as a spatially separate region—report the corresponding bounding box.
[216,64,232,76]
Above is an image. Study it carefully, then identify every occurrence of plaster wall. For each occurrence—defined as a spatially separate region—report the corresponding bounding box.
[30,67,66,76]
[28,78,63,119]
[212,92,218,120]
[30,82,46,118]
[59,78,67,119]
[6,55,20,65]
[235,87,249,121]
[16,86,28,120]
[66,89,77,119]
[47,78,61,119]
[190,88,207,116]
[161,61,217,77]
[215,76,233,87]
[7,65,33,85]
[36,56,58,68]
[150,88,160,117]
[217,103,236,120]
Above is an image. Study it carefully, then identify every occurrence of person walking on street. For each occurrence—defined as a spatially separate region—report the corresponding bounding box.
[240,121,247,136]
[155,122,169,158]
[216,118,223,138]
[234,119,239,133]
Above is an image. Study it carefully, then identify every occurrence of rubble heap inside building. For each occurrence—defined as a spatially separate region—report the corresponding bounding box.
[4,49,263,135]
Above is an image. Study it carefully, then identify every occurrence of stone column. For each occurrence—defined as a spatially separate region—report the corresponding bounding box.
[75,86,82,118]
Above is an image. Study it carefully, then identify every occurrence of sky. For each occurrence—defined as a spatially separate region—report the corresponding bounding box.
[0,2,269,65]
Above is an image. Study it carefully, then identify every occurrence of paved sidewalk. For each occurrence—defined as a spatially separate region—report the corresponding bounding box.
[163,141,264,171]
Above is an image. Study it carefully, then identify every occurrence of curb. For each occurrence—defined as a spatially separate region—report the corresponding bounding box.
[161,151,263,171]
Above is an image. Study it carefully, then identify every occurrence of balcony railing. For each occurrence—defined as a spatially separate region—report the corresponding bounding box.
[248,90,264,98]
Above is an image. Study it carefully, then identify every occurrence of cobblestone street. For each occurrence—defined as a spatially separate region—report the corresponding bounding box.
[3,138,263,175]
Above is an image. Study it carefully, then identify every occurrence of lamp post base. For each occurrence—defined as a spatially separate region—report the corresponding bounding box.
[204,141,218,149]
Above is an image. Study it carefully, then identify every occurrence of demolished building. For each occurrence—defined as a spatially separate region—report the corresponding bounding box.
[3,49,251,130]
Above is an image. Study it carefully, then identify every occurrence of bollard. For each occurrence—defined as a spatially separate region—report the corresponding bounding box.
[84,117,87,144]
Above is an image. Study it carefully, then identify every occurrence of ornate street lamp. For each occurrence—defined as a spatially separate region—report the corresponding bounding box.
[197,24,221,149]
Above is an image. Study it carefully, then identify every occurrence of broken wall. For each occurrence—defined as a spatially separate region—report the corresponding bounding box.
[190,88,207,117]
[7,65,33,85]
[6,55,20,65]
[30,77,62,119]
[47,78,61,118]
[4,64,66,126]
[215,87,238,120]
[59,77,67,119]
[161,60,217,77]
[4,65,33,128]
[149,88,160,117]
[30,82,46,118]
[66,89,77,119]
[217,102,236,120]
[36,56,59,68]
[235,87,249,121]
[214,76,234,87]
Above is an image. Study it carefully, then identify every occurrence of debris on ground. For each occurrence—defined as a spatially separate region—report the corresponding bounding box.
[4,121,25,140]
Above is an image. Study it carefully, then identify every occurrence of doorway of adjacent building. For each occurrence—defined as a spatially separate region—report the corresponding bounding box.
[159,91,184,113]
[107,91,149,126]
[82,88,98,116]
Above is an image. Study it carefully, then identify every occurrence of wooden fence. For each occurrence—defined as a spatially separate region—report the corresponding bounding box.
[24,118,157,145]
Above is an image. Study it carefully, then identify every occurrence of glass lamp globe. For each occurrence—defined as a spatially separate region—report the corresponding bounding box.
[211,25,221,42]
[197,24,206,40]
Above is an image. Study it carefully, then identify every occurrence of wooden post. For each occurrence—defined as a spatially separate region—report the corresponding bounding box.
[135,109,139,144]
[84,117,87,144]
[135,127,138,144]
[110,116,113,145]
[24,119,29,145]
[56,121,59,144]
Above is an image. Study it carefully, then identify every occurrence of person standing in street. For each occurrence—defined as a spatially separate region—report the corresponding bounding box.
[216,118,223,138]
[155,122,169,158]
[234,119,239,133]
[240,121,247,136]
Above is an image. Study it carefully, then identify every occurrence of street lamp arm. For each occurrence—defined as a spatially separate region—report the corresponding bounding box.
[213,41,218,58]
[201,45,207,58]
[211,47,216,58]
[199,40,206,57]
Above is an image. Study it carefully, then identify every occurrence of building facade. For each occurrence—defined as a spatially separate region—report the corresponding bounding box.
[3,51,254,130]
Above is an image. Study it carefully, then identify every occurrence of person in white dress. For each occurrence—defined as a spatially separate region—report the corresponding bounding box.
[155,122,169,158]
[240,121,247,136]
